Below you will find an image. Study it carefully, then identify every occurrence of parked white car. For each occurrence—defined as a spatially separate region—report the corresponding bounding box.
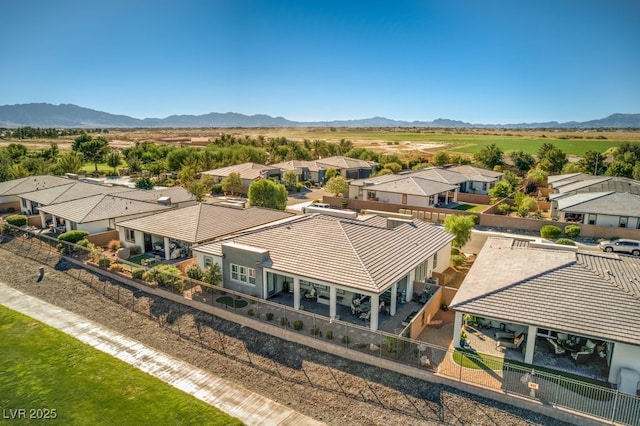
[599,239,640,256]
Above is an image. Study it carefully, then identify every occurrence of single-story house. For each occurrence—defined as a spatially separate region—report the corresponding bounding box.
[116,203,293,260]
[445,165,502,195]
[201,162,281,191]
[114,186,197,208]
[551,191,640,228]
[37,194,171,234]
[449,237,640,387]
[356,176,459,207]
[314,156,377,180]
[0,175,71,212]
[192,214,454,330]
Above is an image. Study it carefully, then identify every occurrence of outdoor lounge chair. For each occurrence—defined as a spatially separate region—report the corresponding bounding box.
[497,335,525,349]
[546,337,566,356]
[304,287,316,300]
[360,311,371,321]
[495,329,523,341]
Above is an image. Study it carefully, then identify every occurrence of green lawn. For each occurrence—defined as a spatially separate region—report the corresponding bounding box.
[0,306,242,425]
[452,203,486,212]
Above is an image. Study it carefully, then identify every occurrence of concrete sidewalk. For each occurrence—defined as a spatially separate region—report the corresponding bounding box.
[0,282,323,426]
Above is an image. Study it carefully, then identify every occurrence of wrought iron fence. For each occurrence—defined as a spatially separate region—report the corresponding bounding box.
[2,222,639,425]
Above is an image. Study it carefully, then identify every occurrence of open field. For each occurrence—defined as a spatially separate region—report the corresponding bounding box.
[0,305,241,425]
[2,128,639,160]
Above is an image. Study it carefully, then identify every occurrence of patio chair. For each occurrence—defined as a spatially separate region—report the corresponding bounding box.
[571,350,593,364]
[360,311,371,322]
[304,287,316,300]
[497,335,525,349]
[546,337,566,356]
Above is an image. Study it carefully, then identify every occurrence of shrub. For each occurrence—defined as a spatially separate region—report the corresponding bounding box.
[341,335,350,345]
[564,224,581,238]
[4,214,28,227]
[58,230,90,244]
[451,254,466,266]
[108,239,121,252]
[280,317,289,327]
[247,309,255,317]
[555,238,576,246]
[129,245,142,256]
[497,203,511,215]
[109,263,124,272]
[145,265,184,292]
[210,183,223,195]
[293,320,304,330]
[186,264,204,280]
[295,182,303,192]
[131,268,145,279]
[325,330,334,340]
[540,225,562,239]
[98,257,111,268]
[310,326,321,337]
[266,312,274,321]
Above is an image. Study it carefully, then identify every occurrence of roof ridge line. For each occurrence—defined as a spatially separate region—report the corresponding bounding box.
[337,221,378,291]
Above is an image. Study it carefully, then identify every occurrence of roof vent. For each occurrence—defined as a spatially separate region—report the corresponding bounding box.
[157,196,171,206]
[386,217,412,229]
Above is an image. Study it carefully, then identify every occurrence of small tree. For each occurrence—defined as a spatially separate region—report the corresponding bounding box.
[282,170,298,189]
[443,215,476,248]
[106,150,121,175]
[248,179,288,210]
[203,263,222,286]
[186,264,204,280]
[72,134,110,173]
[186,180,209,202]
[564,224,581,238]
[221,172,242,195]
[433,151,450,166]
[135,176,154,190]
[325,168,338,180]
[325,176,348,197]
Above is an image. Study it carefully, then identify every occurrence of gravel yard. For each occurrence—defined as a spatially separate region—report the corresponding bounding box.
[0,239,571,425]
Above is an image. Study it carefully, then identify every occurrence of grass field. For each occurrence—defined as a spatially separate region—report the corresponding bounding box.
[0,306,241,425]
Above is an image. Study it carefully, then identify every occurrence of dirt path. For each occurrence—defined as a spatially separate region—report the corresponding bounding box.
[0,240,569,425]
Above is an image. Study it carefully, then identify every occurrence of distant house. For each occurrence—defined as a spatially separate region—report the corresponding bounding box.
[201,163,281,193]
[354,176,458,207]
[449,236,640,386]
[192,214,454,331]
[271,156,378,184]
[0,175,71,213]
[116,204,293,260]
[445,165,502,195]
[37,194,171,234]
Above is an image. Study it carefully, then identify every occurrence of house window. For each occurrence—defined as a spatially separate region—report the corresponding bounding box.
[482,183,487,191]
[428,195,434,205]
[203,256,213,268]
[433,251,438,269]
[619,217,628,228]
[367,191,376,200]
[231,263,256,286]
[21,198,27,208]
[588,214,597,225]
[402,194,407,205]
[125,229,135,243]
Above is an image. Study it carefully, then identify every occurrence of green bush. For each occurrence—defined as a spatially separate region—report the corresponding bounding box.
[564,224,581,238]
[58,230,90,244]
[210,183,223,195]
[310,326,321,337]
[280,317,289,327]
[497,203,511,215]
[129,245,142,256]
[293,320,304,330]
[266,312,274,321]
[540,225,562,239]
[341,335,350,345]
[325,330,334,340]
[555,238,576,246]
[131,268,145,279]
[144,265,184,292]
[451,254,466,266]
[76,239,97,251]
[109,263,124,272]
[4,214,28,227]
[295,182,303,192]
[98,257,111,268]
[186,264,203,280]
[247,309,255,317]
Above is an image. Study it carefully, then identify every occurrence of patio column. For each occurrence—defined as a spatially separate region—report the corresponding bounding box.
[329,286,337,319]
[293,277,300,310]
[370,295,379,331]
[406,271,415,304]
[453,189,458,203]
[51,216,58,228]
[524,325,538,364]
[390,284,397,316]
[453,311,464,349]
[39,210,46,228]
[163,237,170,260]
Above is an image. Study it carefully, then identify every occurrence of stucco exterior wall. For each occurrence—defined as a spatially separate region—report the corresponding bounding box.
[608,342,640,388]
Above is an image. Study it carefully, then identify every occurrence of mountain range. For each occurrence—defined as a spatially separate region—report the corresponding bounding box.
[1,103,639,129]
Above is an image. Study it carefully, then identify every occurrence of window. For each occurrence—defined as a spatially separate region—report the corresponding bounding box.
[433,251,438,269]
[428,195,435,205]
[588,214,597,225]
[231,263,255,286]
[619,217,628,228]
[203,256,213,268]
[482,183,487,191]
[125,229,135,243]
[402,194,407,205]
[21,198,27,208]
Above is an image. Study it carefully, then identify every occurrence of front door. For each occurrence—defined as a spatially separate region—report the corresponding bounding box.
[143,233,152,252]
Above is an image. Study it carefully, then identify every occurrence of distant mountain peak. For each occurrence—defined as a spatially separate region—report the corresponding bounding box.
[0,103,638,129]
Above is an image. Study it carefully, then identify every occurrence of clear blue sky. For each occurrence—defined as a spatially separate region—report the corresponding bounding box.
[1,0,639,124]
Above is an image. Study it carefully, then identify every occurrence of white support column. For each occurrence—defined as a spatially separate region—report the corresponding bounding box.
[370,295,379,331]
[406,271,415,304]
[329,286,337,319]
[390,284,398,316]
[293,277,300,310]
[524,325,538,364]
[51,216,58,227]
[262,270,268,300]
[39,211,46,228]
[163,237,170,260]
[453,311,464,349]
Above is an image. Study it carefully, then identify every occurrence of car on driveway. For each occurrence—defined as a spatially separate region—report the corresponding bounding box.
[599,239,640,256]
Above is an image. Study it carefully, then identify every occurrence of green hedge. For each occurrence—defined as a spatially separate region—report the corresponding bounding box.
[4,214,28,227]
[564,224,581,238]
[58,230,90,244]
[540,225,562,239]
